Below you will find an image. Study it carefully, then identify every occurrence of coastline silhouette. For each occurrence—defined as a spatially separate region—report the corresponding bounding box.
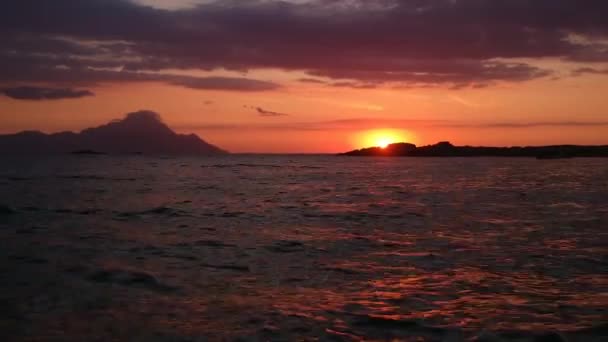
[341,141,608,158]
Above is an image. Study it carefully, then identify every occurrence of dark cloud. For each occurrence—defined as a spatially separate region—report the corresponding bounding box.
[298,78,378,89]
[257,108,288,117]
[244,106,289,117]
[571,67,608,76]
[1,86,94,100]
[170,76,280,91]
[330,81,378,89]
[298,78,327,84]
[0,55,280,91]
[1,0,607,89]
[312,61,552,86]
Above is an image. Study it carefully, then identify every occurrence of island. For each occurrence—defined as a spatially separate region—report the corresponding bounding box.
[340,141,608,158]
[70,149,107,155]
[0,110,228,155]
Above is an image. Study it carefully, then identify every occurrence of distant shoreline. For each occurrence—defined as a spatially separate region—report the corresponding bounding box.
[340,141,608,159]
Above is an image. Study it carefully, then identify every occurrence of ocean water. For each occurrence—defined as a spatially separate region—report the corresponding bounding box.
[1,155,606,341]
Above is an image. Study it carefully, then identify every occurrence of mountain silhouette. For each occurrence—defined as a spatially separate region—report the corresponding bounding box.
[0,110,227,155]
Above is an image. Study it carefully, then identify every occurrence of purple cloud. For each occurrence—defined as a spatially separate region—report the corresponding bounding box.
[1,86,94,100]
[0,0,607,90]
[244,105,289,117]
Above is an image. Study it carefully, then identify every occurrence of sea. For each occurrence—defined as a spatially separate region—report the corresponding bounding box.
[1,155,606,341]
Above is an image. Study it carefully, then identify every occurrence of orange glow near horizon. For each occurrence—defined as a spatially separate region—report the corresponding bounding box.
[2,72,608,153]
[356,129,416,149]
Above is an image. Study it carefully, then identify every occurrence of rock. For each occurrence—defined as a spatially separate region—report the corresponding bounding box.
[535,332,567,342]
[71,149,106,155]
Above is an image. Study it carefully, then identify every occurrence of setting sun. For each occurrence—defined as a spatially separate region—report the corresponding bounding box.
[355,129,415,149]
[377,138,393,148]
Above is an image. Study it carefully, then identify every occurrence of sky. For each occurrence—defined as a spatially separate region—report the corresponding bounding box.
[1,0,608,153]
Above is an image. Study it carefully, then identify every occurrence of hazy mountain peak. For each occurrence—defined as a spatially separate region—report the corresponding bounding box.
[122,110,163,123]
[0,111,227,155]
[84,110,173,137]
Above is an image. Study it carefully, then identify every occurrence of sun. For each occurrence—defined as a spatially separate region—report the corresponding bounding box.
[376,137,394,148]
[355,129,414,149]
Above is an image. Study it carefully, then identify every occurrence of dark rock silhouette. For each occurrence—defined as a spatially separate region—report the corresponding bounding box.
[341,141,608,158]
[71,149,106,155]
[0,110,227,155]
[341,142,417,157]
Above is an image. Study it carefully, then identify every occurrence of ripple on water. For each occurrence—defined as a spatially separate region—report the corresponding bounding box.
[1,156,607,340]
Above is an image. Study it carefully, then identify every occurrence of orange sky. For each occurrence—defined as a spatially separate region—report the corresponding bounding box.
[2,68,608,153]
[2,1,608,153]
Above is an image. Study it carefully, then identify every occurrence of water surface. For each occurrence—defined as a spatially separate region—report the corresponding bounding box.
[1,156,606,341]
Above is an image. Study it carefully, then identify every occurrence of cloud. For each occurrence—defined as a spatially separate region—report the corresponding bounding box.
[177,118,608,131]
[179,118,448,131]
[454,121,608,128]
[0,0,607,89]
[0,56,281,91]
[298,78,327,84]
[257,107,288,117]
[330,81,378,89]
[245,105,289,117]
[170,76,280,91]
[571,67,608,76]
[1,86,94,100]
[299,78,378,89]
[311,61,552,86]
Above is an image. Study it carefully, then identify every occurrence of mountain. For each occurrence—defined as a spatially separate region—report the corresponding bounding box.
[341,141,608,158]
[0,110,227,155]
